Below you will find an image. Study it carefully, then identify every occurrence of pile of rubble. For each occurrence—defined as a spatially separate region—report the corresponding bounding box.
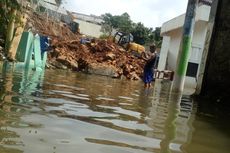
[27,13,145,80]
[49,39,145,80]
[26,13,79,41]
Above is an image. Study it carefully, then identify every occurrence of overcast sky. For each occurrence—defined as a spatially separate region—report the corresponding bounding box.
[63,0,188,28]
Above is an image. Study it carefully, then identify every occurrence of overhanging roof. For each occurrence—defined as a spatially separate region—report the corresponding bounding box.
[161,5,211,35]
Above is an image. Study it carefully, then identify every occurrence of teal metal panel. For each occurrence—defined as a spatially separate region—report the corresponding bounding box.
[16,32,34,62]
[33,34,42,70]
[42,51,47,68]
[7,32,47,72]
[25,33,34,70]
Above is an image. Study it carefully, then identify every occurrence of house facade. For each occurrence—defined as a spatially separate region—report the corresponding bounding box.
[158,5,211,90]
[29,0,72,24]
[71,12,104,38]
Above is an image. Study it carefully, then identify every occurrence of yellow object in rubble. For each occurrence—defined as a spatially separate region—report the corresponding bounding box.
[127,42,145,54]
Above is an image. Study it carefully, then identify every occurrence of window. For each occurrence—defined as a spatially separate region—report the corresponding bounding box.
[186,45,202,78]
[186,62,199,77]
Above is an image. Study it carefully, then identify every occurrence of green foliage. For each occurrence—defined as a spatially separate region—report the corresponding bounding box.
[0,0,22,54]
[100,13,113,35]
[131,22,152,45]
[0,0,20,38]
[152,27,162,47]
[156,40,162,48]
[99,34,110,39]
[114,13,132,33]
[154,27,162,42]
[101,12,162,46]
[101,12,132,34]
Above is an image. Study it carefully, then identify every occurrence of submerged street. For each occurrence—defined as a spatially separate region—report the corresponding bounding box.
[0,0,230,152]
[0,68,229,153]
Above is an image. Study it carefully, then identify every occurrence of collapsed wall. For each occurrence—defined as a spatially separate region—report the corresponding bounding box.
[26,12,145,80]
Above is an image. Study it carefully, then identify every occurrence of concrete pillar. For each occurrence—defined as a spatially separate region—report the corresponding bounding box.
[172,0,198,92]
[158,36,170,70]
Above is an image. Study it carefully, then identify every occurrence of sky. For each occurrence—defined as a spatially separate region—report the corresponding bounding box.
[63,0,188,28]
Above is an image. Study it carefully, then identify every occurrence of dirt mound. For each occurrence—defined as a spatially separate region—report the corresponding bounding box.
[27,13,145,80]
[49,38,145,80]
[26,12,79,41]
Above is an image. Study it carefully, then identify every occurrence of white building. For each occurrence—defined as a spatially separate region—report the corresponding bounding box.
[40,0,66,12]
[158,5,211,90]
[71,12,104,38]
[29,0,73,24]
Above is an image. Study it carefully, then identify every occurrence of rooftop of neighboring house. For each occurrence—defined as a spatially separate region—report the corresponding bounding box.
[43,0,56,4]
[161,4,211,35]
[39,0,67,15]
[71,12,103,25]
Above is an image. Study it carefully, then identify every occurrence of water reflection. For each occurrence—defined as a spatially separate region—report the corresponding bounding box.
[0,66,229,153]
[160,93,181,153]
[0,63,45,153]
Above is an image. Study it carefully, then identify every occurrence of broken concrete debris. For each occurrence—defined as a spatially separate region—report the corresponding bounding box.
[27,13,145,80]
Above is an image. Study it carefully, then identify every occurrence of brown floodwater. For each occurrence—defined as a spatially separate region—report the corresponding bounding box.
[0,67,229,153]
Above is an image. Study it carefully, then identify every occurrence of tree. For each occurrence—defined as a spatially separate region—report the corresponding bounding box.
[0,0,21,53]
[152,27,162,47]
[154,27,161,42]
[101,13,113,35]
[100,12,162,46]
[101,12,133,35]
[131,22,148,45]
[115,12,133,33]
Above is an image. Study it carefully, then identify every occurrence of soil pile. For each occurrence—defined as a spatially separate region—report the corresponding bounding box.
[26,12,79,41]
[27,13,145,80]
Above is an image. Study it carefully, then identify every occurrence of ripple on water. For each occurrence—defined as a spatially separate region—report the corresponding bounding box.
[95,119,153,131]
[97,105,142,119]
[51,90,73,94]
[61,94,91,101]
[1,69,229,153]
[118,96,134,101]
[96,96,115,101]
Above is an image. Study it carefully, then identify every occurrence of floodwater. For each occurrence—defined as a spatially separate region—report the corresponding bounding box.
[0,67,229,153]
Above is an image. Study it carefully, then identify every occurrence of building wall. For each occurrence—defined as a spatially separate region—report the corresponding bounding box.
[164,21,208,72]
[159,20,208,90]
[201,0,230,102]
[166,28,182,71]
[71,12,103,24]
[189,21,208,68]
[192,21,208,48]
[74,19,103,38]
[161,5,210,35]
[158,36,170,70]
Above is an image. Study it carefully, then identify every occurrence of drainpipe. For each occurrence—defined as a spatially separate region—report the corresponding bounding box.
[172,0,198,93]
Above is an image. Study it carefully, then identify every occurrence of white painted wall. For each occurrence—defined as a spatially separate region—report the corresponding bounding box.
[74,19,103,38]
[72,13,103,24]
[159,22,208,91]
[166,28,182,71]
[160,21,208,72]
[161,5,210,35]
[189,21,208,72]
[158,36,170,70]
[159,5,211,92]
